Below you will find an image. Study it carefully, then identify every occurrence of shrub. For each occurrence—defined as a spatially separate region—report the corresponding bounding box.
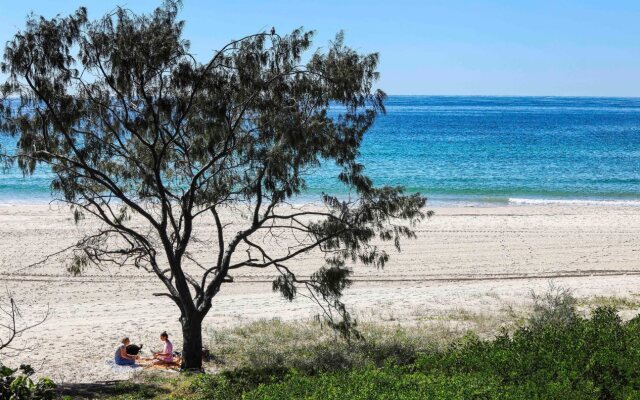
[528,283,578,330]
[0,363,56,400]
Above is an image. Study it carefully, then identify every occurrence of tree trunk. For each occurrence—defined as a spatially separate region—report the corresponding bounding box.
[180,313,203,371]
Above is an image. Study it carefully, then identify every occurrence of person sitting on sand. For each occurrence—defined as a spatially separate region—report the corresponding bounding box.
[153,331,173,365]
[114,337,138,366]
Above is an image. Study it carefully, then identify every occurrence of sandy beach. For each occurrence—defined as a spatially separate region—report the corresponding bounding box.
[1,203,639,383]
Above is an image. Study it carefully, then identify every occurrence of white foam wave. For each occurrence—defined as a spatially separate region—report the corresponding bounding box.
[509,198,640,206]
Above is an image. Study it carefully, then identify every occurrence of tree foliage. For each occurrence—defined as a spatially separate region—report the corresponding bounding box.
[0,1,427,369]
[0,364,56,400]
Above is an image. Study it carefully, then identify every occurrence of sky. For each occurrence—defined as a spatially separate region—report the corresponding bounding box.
[0,0,639,96]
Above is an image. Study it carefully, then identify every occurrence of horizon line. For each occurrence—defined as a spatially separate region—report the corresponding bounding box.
[384,94,640,98]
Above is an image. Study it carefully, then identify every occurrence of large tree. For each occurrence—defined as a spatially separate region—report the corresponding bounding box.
[0,1,427,370]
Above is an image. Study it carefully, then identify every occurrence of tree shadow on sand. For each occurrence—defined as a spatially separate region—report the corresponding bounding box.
[58,380,168,399]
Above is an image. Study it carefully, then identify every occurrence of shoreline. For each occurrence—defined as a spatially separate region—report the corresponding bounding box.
[2,195,640,208]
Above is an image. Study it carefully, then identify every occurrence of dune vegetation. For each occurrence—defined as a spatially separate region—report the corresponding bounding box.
[48,288,640,399]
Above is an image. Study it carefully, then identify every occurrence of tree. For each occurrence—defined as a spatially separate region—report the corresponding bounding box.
[0,290,49,356]
[0,1,427,370]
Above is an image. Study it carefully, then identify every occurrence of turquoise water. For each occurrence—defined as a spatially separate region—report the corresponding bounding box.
[2,96,640,205]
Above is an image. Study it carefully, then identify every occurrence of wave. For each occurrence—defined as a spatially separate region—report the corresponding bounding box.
[508,197,640,206]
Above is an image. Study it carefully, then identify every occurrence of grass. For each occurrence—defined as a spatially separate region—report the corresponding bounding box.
[203,305,523,375]
[203,304,527,376]
[578,295,640,310]
[206,319,438,373]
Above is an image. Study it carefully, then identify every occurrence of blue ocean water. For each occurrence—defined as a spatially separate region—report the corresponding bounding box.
[1,96,640,205]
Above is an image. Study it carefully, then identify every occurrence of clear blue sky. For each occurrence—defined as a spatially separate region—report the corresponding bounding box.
[1,0,639,96]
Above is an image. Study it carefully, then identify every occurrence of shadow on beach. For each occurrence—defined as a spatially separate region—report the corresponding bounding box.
[58,380,168,399]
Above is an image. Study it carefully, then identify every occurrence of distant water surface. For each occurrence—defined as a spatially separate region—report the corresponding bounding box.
[1,96,640,205]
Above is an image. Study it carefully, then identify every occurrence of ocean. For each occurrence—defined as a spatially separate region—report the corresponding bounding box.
[1,96,640,205]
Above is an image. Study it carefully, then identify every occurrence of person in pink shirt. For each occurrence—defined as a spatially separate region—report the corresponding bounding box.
[153,331,174,364]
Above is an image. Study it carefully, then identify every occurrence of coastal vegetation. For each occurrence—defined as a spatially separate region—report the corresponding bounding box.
[0,0,425,369]
[0,364,56,400]
[56,289,640,399]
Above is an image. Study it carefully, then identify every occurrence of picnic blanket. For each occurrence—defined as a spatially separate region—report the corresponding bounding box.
[137,357,182,372]
[105,359,141,373]
[105,357,182,373]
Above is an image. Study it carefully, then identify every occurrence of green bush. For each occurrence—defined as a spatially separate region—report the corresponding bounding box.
[246,367,511,400]
[0,363,56,400]
[411,305,640,399]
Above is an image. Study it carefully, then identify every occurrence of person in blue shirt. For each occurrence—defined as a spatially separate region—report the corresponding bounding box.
[114,337,138,366]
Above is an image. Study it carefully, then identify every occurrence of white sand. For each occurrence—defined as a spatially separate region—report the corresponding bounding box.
[1,203,639,383]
